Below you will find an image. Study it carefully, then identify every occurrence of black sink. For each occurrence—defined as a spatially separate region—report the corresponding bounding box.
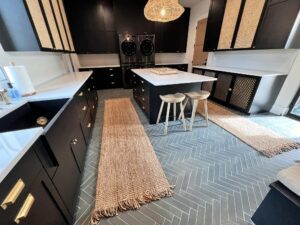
[0,98,70,133]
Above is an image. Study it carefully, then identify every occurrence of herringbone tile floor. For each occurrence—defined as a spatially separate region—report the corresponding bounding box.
[73,89,300,225]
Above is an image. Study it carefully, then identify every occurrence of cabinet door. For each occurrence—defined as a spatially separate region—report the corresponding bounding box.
[16,171,68,225]
[40,0,63,50]
[201,71,217,93]
[253,0,300,49]
[58,0,75,51]
[234,0,266,49]
[51,0,70,51]
[229,75,259,111]
[203,0,227,51]
[218,0,242,50]
[24,0,53,49]
[213,73,234,102]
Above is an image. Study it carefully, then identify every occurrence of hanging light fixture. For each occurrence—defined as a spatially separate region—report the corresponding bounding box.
[144,0,185,23]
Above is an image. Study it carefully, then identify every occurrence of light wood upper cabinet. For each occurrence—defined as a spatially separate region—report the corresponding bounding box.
[24,0,53,49]
[58,0,75,52]
[193,18,208,65]
[218,0,242,49]
[52,0,70,51]
[234,0,266,48]
[40,0,64,50]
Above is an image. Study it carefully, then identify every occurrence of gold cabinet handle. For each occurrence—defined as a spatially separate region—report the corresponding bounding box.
[92,105,95,109]
[110,74,114,77]
[78,92,83,97]
[141,80,144,84]
[1,179,25,210]
[14,194,35,224]
[228,88,232,92]
[82,106,87,111]
[87,123,91,128]
[88,88,91,92]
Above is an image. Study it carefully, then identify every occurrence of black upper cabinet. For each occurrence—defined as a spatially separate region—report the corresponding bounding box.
[64,0,118,54]
[253,0,300,49]
[203,0,227,52]
[114,0,155,34]
[155,8,191,53]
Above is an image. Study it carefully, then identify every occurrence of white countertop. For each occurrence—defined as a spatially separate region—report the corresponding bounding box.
[193,65,286,77]
[155,62,188,66]
[79,65,120,69]
[131,69,217,86]
[0,128,43,183]
[0,71,92,183]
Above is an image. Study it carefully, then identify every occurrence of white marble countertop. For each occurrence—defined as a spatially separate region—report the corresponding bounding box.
[155,62,188,66]
[0,71,92,183]
[131,68,217,86]
[79,64,120,69]
[193,65,286,77]
[0,128,43,183]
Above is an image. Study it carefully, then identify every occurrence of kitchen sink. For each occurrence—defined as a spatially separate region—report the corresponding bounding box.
[0,98,70,133]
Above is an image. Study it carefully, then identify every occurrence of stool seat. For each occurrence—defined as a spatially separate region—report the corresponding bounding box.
[277,164,300,196]
[160,93,186,103]
[185,90,210,100]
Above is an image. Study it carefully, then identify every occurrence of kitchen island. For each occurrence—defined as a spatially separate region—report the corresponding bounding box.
[131,69,217,124]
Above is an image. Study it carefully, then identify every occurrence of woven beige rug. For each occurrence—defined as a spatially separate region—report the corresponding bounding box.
[198,101,300,158]
[91,98,173,225]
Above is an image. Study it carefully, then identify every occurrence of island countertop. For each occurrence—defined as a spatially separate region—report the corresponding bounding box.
[131,68,217,86]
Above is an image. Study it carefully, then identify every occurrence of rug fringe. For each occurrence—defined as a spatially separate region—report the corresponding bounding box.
[261,142,300,158]
[90,186,174,225]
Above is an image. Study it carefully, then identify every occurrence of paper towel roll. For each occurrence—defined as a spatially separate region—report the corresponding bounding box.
[3,65,36,96]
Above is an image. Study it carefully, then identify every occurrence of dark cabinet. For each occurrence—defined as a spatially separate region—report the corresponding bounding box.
[154,8,190,53]
[203,0,227,51]
[253,0,300,49]
[0,145,69,225]
[64,0,118,53]
[194,67,286,113]
[79,67,123,89]
[132,74,150,116]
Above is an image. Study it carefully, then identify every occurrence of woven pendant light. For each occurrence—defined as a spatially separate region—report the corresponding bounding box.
[144,0,185,23]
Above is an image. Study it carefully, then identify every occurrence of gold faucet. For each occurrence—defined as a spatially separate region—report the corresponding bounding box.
[0,89,11,104]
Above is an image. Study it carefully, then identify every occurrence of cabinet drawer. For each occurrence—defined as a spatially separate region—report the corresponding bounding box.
[81,111,92,145]
[0,148,42,225]
[75,89,89,122]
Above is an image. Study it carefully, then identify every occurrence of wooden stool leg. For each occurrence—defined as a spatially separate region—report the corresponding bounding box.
[189,99,199,131]
[180,102,187,131]
[178,98,188,120]
[164,103,171,135]
[173,102,176,121]
[156,101,164,124]
[204,99,209,126]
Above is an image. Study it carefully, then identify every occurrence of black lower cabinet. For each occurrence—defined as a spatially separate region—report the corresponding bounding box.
[0,145,69,225]
[252,181,300,225]
[193,68,287,114]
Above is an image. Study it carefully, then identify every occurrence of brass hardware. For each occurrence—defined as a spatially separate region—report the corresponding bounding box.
[111,82,115,85]
[72,141,77,145]
[82,106,87,111]
[133,74,136,77]
[141,80,144,84]
[92,105,95,109]
[14,194,35,224]
[88,88,91,92]
[1,179,25,210]
[142,89,145,92]
[228,88,232,92]
[78,92,83,97]
[142,106,145,109]
[87,123,91,128]
[36,116,48,126]
[109,68,113,71]
[142,98,145,101]
[93,85,95,89]
[110,74,114,77]
[74,138,78,142]
[91,77,94,80]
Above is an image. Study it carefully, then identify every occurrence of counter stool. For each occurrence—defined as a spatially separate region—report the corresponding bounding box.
[179,90,210,131]
[156,93,187,135]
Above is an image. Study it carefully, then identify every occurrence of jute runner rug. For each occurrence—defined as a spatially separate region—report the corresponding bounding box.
[198,101,300,158]
[91,98,173,225]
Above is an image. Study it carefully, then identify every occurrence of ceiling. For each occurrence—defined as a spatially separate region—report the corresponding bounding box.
[180,0,202,7]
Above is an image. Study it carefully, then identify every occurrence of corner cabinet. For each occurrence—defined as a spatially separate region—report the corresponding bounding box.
[193,67,287,114]
[203,0,300,51]
[0,0,75,52]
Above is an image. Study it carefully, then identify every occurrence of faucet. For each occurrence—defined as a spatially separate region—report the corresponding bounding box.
[0,89,11,104]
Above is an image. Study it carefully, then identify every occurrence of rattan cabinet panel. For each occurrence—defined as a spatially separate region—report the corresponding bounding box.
[213,73,233,102]
[229,76,259,111]
[202,71,217,93]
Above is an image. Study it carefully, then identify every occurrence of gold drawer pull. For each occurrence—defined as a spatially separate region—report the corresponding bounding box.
[88,123,91,128]
[82,106,87,111]
[111,82,115,85]
[141,80,144,84]
[88,88,91,92]
[142,98,145,101]
[14,194,35,224]
[1,179,25,210]
[92,105,95,109]
[142,89,145,92]
[110,74,114,77]
[109,68,113,71]
[228,88,232,92]
[78,92,84,97]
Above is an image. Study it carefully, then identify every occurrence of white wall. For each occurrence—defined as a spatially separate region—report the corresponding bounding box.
[0,44,69,86]
[185,0,211,71]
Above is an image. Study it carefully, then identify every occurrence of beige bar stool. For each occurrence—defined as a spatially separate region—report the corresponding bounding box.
[156,93,187,135]
[179,90,210,131]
